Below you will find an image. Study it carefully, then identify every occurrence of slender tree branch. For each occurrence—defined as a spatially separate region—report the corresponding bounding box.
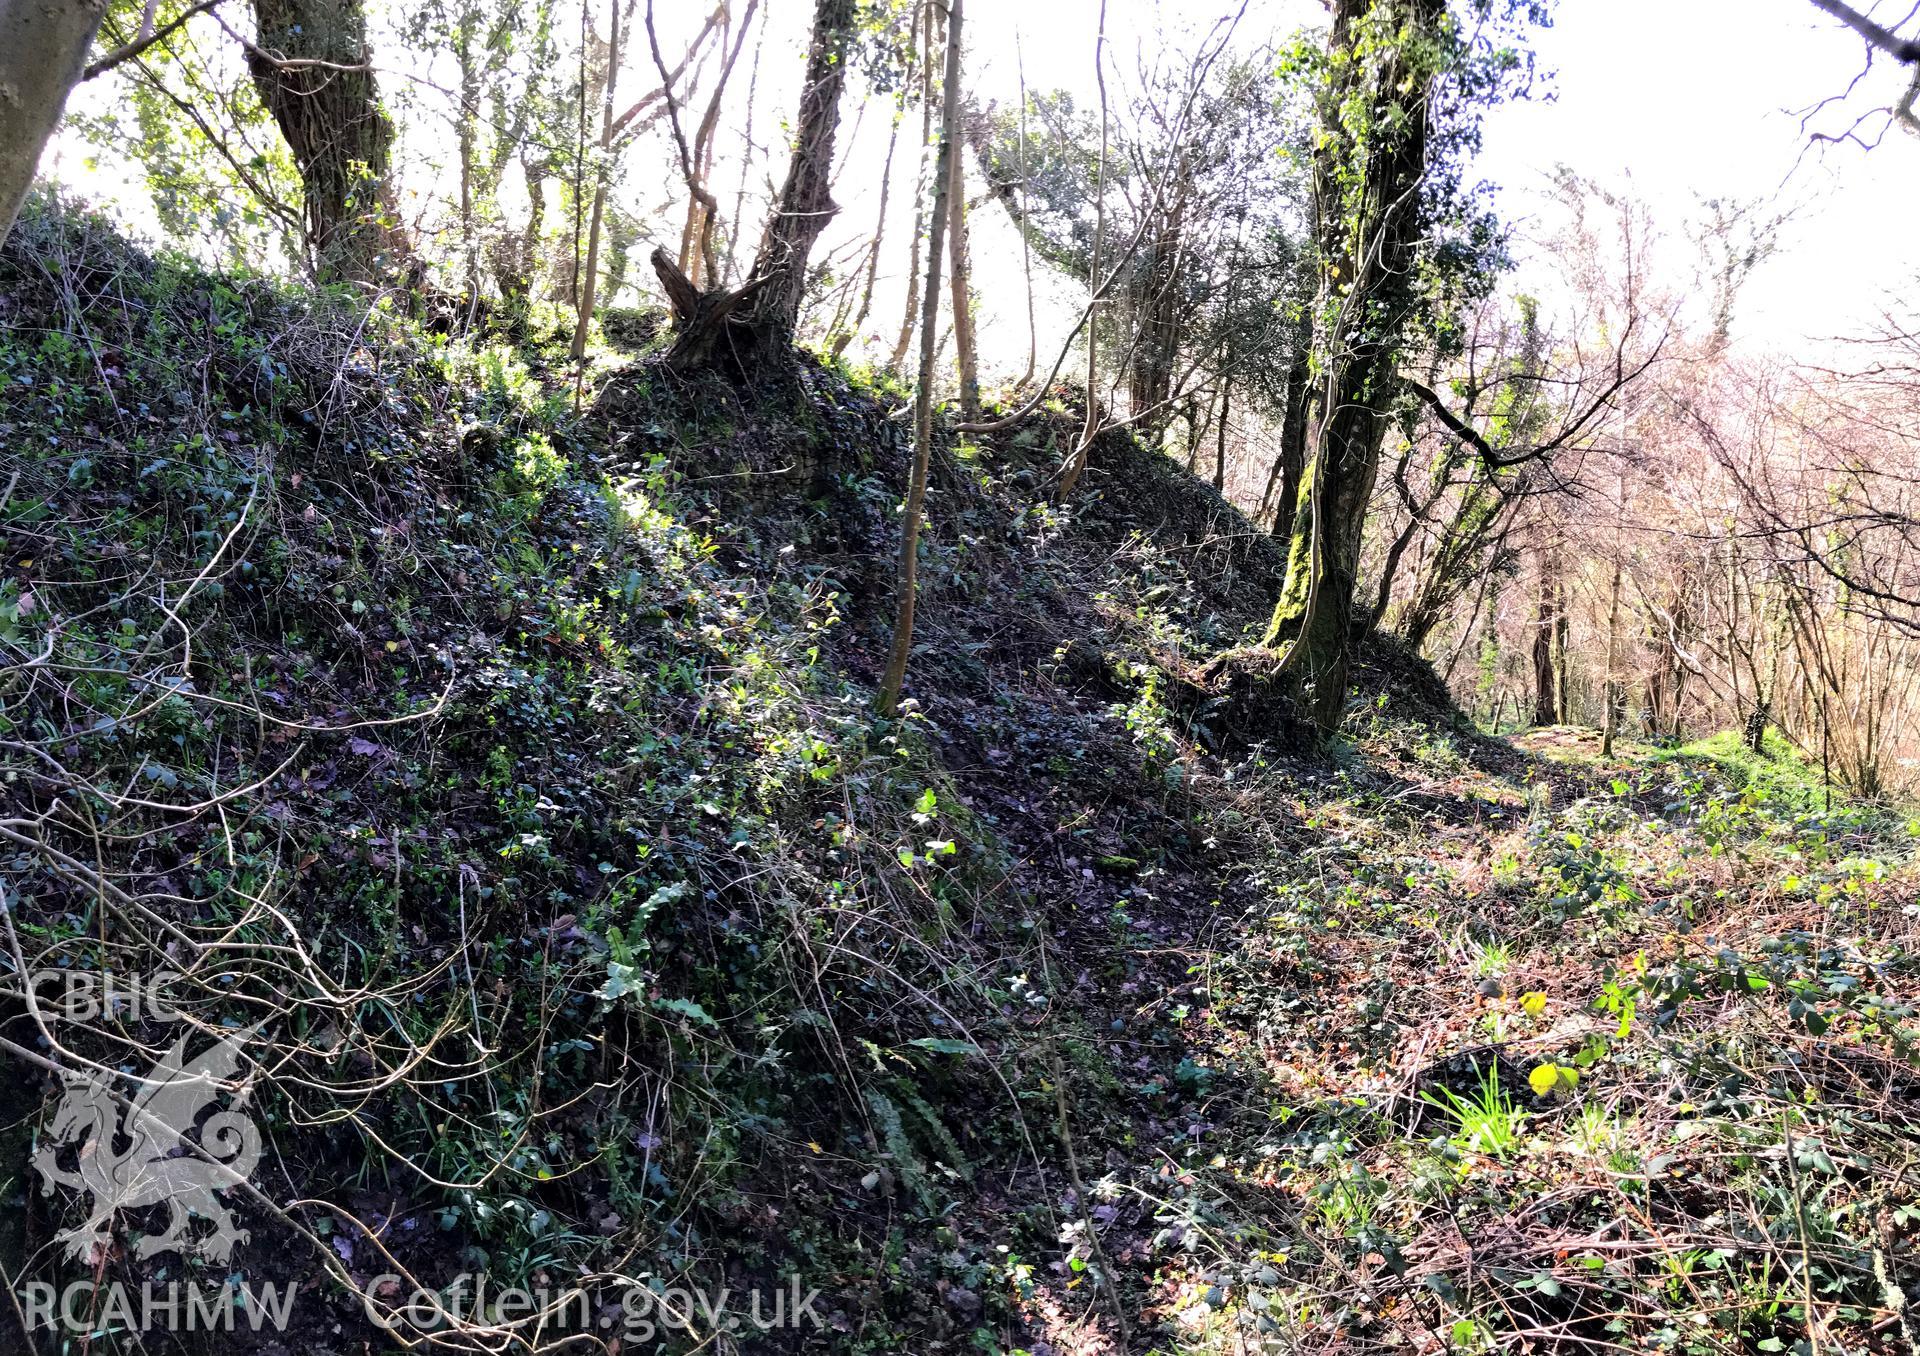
[83,0,223,81]
[612,0,727,140]
[1401,324,1665,472]
[1808,0,1920,63]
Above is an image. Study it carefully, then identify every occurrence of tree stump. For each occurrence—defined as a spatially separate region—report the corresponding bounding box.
[649,247,775,377]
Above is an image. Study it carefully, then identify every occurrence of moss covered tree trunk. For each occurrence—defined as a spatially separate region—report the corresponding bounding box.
[1261,0,1441,732]
[1261,363,1393,727]
[1273,338,1312,539]
[249,0,413,287]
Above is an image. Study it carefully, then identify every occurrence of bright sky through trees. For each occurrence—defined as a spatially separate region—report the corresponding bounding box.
[40,0,1916,355]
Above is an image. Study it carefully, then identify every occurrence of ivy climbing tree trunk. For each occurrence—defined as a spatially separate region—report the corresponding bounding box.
[1261,0,1444,732]
[742,0,855,341]
[652,0,855,373]
[248,0,414,287]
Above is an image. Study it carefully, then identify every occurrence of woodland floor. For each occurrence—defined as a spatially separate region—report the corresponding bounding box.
[1,208,1917,1355]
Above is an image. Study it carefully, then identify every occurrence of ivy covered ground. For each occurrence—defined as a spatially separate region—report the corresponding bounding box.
[1,206,1917,1355]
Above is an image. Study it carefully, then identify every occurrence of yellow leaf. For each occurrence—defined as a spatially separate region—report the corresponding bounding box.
[1520,991,1547,1018]
[806,1141,824,1154]
[1528,1064,1560,1097]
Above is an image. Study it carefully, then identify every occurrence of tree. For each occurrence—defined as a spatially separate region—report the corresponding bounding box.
[650,0,857,373]
[969,42,1297,452]
[1255,0,1454,732]
[958,11,1264,479]
[1233,1,1549,733]
[1531,538,1563,725]
[878,0,962,717]
[947,70,981,421]
[570,0,623,364]
[248,0,415,285]
[1259,307,1313,540]
[0,0,108,246]
[888,0,937,372]
[742,0,857,340]
[644,0,758,291]
[1803,0,1920,141]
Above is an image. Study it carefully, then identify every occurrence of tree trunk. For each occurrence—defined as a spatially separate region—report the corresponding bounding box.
[1213,379,1229,493]
[679,0,759,288]
[1532,547,1560,726]
[1127,187,1186,444]
[742,0,856,342]
[571,0,621,364]
[722,0,768,282]
[1262,366,1391,729]
[1055,0,1109,500]
[947,69,980,421]
[1265,329,1312,542]
[1261,0,1440,733]
[490,156,546,306]
[658,0,854,373]
[1015,33,1035,387]
[249,0,413,287]
[1554,563,1570,721]
[887,0,935,372]
[456,1,479,298]
[0,0,108,247]
[877,0,962,716]
[1601,551,1623,756]
[1398,473,1513,653]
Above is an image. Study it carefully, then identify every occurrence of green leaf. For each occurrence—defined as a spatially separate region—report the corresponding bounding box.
[906,1038,981,1057]
[598,962,635,1001]
[652,996,717,1028]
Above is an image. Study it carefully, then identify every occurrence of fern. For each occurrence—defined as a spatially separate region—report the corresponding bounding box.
[892,1079,973,1182]
[864,1088,935,1210]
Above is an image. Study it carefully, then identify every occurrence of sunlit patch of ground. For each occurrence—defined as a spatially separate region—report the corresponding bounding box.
[1127,723,1920,1356]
